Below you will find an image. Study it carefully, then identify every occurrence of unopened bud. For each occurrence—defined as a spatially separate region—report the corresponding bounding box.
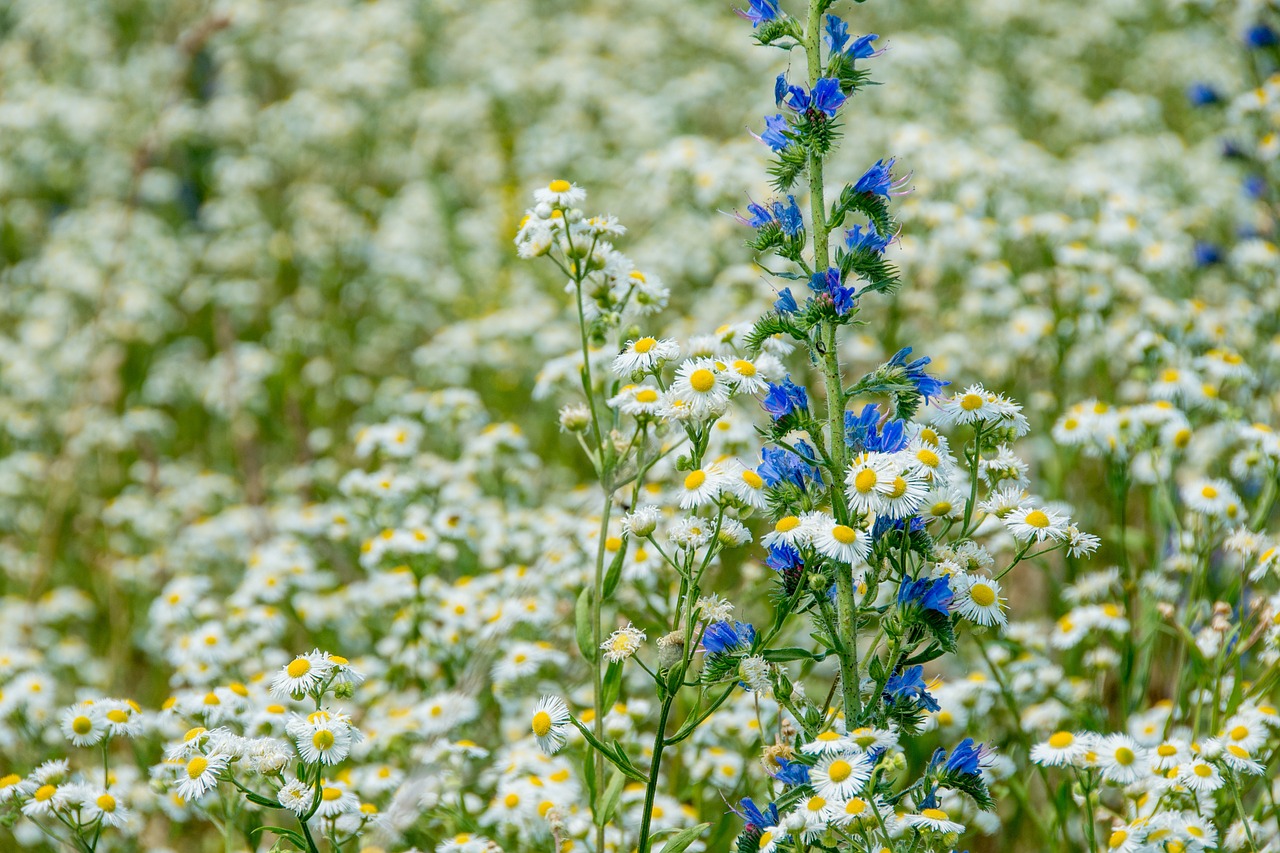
[558,404,591,433]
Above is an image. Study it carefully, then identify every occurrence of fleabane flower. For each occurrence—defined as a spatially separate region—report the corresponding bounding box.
[950,573,1007,629]
[670,357,732,416]
[601,624,645,663]
[902,807,965,834]
[1096,734,1145,784]
[1003,505,1070,542]
[271,650,335,699]
[289,712,357,766]
[530,696,572,755]
[175,754,228,802]
[810,752,873,800]
[612,337,679,376]
[679,464,726,509]
[811,516,871,565]
[533,179,585,207]
[1031,731,1090,767]
[60,702,106,748]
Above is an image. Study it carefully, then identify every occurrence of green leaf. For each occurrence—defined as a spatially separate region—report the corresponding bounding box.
[251,826,309,850]
[602,661,623,709]
[576,587,595,662]
[596,771,626,826]
[242,791,282,808]
[602,539,628,598]
[761,646,818,662]
[658,822,711,853]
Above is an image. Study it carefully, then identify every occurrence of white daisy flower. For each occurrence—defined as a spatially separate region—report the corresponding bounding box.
[175,754,228,802]
[21,784,65,818]
[601,623,645,663]
[670,357,732,416]
[902,807,965,834]
[277,778,313,815]
[723,460,769,510]
[1030,731,1090,767]
[1096,734,1144,785]
[1177,759,1223,792]
[800,730,855,756]
[678,465,725,509]
[533,179,585,207]
[950,574,1007,628]
[720,357,768,393]
[812,517,871,565]
[611,337,679,376]
[844,453,895,515]
[609,384,663,417]
[761,515,811,549]
[270,651,335,699]
[60,702,106,748]
[530,696,572,755]
[810,753,873,801]
[793,794,837,839]
[1182,478,1241,519]
[1003,505,1070,542]
[84,791,131,828]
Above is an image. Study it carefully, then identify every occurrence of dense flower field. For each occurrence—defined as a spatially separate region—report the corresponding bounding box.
[2,0,1280,850]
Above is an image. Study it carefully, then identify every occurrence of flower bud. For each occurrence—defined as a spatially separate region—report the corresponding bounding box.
[558,404,591,433]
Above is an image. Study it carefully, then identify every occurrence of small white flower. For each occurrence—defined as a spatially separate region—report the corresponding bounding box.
[530,696,572,755]
[601,623,645,663]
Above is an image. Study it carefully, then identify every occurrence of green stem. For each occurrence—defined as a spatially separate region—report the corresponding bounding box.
[636,696,674,853]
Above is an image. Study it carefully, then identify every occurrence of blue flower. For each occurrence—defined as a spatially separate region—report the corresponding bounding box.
[808,267,857,315]
[772,196,804,235]
[845,220,892,254]
[732,797,779,831]
[780,76,847,118]
[1186,83,1221,107]
[735,0,780,27]
[766,543,804,573]
[772,757,810,786]
[1245,174,1268,199]
[853,157,907,198]
[703,620,756,655]
[898,575,952,616]
[1245,23,1279,48]
[774,287,798,314]
[872,514,924,543]
[1193,242,1222,267]
[754,114,793,152]
[736,201,773,229]
[761,376,809,420]
[887,346,949,405]
[824,16,882,60]
[943,738,992,779]
[845,404,909,454]
[757,443,821,489]
[883,665,940,712]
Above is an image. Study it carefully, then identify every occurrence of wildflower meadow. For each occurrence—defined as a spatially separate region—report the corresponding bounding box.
[2,0,1280,851]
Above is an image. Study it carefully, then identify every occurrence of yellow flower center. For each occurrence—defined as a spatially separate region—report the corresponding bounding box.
[845,797,867,816]
[742,470,764,489]
[1048,731,1074,749]
[969,583,996,607]
[186,757,208,779]
[34,785,55,802]
[854,469,878,493]
[816,731,840,741]
[931,501,953,516]
[313,730,335,750]
[1230,725,1250,741]
[106,709,129,724]
[689,369,716,393]
[1192,763,1212,778]
[504,792,520,808]
[286,658,311,678]
[832,525,858,545]
[1202,485,1218,499]
[532,711,553,738]
[322,787,342,801]
[635,389,659,403]
[806,796,827,812]
[71,716,93,735]
[1156,744,1177,757]
[633,337,657,354]
[916,448,940,467]
[887,476,908,499]
[1114,747,1135,766]
[827,759,852,783]
[1025,510,1050,528]
[733,359,756,377]
[1109,830,1128,848]
[548,179,571,193]
[959,393,983,411]
[775,516,801,533]
[684,471,707,490]
[96,794,116,812]
[0,774,19,788]
[1228,745,1250,759]
[921,808,950,821]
